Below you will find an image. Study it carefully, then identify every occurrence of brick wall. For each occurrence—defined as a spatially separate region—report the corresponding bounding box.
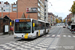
[18,0,38,20]
[0,18,10,33]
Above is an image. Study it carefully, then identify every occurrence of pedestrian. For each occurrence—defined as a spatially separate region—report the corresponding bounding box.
[10,26,13,35]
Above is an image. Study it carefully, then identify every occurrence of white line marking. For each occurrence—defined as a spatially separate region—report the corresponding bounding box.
[46,35,50,37]
[49,47,56,49]
[52,35,55,37]
[68,35,71,37]
[57,35,60,37]
[63,35,66,37]
[73,36,75,38]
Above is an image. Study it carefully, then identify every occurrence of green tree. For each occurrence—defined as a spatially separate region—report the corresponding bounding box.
[63,19,65,23]
[56,18,59,23]
[70,1,75,14]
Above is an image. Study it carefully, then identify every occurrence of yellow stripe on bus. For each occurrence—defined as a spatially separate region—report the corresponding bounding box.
[24,33,28,39]
[38,30,40,36]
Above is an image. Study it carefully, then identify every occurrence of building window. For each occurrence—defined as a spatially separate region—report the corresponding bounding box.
[45,0,47,1]
[6,5,9,7]
[38,8,40,11]
[45,9,46,11]
[6,9,10,12]
[45,13,46,15]
[3,6,5,7]
[13,5,17,7]
[38,13,40,17]
[13,8,17,11]
[45,5,46,7]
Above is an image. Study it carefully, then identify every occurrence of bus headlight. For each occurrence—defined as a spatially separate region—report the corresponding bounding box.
[29,35,32,37]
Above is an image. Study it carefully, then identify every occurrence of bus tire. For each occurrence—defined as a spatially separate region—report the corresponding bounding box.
[36,32,38,38]
[43,31,45,35]
[47,30,49,34]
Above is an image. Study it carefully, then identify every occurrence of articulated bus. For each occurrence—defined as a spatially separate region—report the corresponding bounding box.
[14,18,50,39]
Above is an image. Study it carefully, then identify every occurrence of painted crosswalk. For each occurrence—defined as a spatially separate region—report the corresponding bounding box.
[42,35,75,38]
[0,38,57,50]
[0,34,75,50]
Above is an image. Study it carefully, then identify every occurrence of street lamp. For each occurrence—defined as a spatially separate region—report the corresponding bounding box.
[1,7,3,18]
[17,0,18,18]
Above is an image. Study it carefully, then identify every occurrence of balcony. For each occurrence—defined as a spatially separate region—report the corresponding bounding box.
[38,0,44,6]
[38,3,40,7]
[38,13,41,17]
[38,8,40,12]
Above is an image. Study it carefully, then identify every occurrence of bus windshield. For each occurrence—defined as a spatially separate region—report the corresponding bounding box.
[15,22,31,33]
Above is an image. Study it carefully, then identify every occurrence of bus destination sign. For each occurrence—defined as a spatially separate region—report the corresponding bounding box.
[19,19,31,22]
[15,19,31,22]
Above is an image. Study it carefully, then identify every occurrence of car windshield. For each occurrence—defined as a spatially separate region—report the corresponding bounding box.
[15,22,31,33]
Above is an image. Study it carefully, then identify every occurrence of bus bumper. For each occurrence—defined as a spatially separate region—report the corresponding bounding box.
[14,35,36,39]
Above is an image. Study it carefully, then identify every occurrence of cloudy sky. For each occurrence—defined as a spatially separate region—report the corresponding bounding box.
[48,0,74,19]
[1,0,74,19]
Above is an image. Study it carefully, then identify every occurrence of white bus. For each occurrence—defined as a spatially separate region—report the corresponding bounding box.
[14,18,50,39]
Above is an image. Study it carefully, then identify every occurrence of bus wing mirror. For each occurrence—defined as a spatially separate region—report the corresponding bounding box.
[33,23,35,27]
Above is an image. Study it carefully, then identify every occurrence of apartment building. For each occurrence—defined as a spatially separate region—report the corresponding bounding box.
[48,13,55,26]
[0,1,11,12]
[66,13,72,25]
[12,2,17,12]
[18,0,45,20]
[44,0,48,22]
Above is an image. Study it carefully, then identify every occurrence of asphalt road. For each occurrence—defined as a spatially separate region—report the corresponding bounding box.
[56,27,75,50]
[0,25,74,50]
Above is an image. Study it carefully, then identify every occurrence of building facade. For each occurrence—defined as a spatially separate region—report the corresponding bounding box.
[12,2,17,12]
[48,13,55,26]
[18,0,45,20]
[0,1,11,12]
[66,13,72,25]
[44,0,48,22]
[53,15,56,25]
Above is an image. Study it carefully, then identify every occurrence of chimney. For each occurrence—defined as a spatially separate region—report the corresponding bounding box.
[4,1,9,5]
[0,2,1,4]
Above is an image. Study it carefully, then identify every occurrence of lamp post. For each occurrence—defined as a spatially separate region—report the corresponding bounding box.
[9,4,10,18]
[1,1,4,18]
[1,7,3,18]
[17,0,18,18]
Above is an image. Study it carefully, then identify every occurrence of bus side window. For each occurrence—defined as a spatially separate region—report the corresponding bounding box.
[35,21,38,30]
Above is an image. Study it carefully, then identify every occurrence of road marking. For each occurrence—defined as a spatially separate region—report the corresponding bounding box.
[68,35,71,37]
[49,46,56,49]
[46,35,50,37]
[57,35,60,37]
[63,35,66,37]
[73,36,75,38]
[52,35,55,37]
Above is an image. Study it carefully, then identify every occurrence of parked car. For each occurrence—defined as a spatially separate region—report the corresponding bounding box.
[67,26,71,29]
[56,24,60,26]
[71,28,75,33]
[71,23,75,33]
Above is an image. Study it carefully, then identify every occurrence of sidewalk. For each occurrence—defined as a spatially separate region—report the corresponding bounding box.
[0,33,13,39]
[0,32,13,37]
[0,33,3,36]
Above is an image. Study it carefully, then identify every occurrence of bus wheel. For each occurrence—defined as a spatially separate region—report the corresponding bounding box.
[43,31,45,34]
[47,30,49,34]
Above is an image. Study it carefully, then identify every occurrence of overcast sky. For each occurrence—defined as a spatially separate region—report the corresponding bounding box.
[48,0,74,19]
[0,0,74,19]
